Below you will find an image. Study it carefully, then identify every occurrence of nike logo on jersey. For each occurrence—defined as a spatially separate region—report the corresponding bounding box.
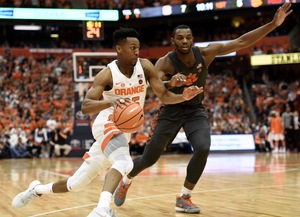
[115,82,125,87]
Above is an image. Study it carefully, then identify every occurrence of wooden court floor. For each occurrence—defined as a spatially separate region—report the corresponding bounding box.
[1,152,300,217]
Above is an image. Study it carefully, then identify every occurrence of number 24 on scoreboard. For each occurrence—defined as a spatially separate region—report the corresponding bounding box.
[83,21,104,40]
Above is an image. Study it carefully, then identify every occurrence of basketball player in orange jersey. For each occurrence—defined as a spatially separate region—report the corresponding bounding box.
[11,28,202,216]
[115,2,293,214]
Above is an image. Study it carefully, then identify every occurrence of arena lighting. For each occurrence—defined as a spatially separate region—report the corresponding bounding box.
[50,34,59,38]
[13,25,41,30]
[194,40,236,57]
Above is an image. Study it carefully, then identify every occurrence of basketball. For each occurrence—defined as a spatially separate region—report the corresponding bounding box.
[113,102,144,133]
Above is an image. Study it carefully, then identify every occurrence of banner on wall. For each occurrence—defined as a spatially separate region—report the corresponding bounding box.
[251,52,300,66]
[0,8,119,21]
[210,134,255,151]
[172,133,255,151]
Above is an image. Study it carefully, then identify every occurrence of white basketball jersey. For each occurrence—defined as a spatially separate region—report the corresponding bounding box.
[103,59,147,112]
[91,58,148,146]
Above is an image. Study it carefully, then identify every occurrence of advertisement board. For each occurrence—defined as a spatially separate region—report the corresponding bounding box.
[210,134,255,151]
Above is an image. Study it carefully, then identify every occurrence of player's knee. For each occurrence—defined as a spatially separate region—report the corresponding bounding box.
[67,172,93,192]
[112,158,133,176]
[193,136,211,152]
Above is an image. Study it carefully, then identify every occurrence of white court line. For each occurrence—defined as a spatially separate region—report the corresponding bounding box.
[28,203,97,216]
[28,182,300,217]
[39,169,70,178]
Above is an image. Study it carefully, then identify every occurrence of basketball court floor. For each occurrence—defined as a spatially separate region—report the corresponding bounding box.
[1,152,300,217]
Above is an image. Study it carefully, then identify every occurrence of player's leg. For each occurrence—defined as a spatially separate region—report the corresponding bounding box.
[88,133,132,217]
[273,135,279,153]
[175,106,211,214]
[115,106,183,206]
[12,141,110,209]
[280,134,286,152]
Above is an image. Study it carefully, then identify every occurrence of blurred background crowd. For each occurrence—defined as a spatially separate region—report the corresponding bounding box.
[0,1,300,159]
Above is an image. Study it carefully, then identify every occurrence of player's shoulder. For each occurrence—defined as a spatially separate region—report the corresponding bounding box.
[95,66,111,77]
[93,66,112,83]
[139,58,152,66]
[155,53,172,69]
[158,53,171,62]
[139,58,155,75]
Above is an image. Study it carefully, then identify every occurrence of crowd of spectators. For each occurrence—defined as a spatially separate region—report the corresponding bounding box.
[1,49,300,159]
[0,51,74,159]
[0,49,251,159]
[250,64,300,153]
[0,1,299,158]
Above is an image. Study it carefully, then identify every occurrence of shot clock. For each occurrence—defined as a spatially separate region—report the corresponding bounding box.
[83,21,104,40]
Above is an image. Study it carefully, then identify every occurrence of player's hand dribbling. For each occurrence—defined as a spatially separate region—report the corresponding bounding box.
[272,2,292,27]
[170,73,187,87]
[114,98,131,109]
[182,86,203,101]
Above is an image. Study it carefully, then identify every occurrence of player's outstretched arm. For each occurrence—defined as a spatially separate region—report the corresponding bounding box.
[203,2,292,62]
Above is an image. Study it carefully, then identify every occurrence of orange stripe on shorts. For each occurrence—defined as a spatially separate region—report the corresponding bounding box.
[104,125,119,135]
[104,122,115,128]
[101,130,121,152]
[82,152,90,160]
[104,122,118,135]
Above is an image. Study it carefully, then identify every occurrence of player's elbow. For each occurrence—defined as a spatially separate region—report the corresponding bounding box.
[158,95,168,104]
[81,108,88,115]
[81,101,89,115]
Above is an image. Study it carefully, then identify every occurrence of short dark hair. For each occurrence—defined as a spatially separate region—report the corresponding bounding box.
[113,28,139,45]
[172,25,192,37]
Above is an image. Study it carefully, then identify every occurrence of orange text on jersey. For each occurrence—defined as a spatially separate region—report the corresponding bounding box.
[115,84,145,96]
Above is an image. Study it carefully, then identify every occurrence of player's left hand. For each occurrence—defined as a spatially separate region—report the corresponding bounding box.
[170,73,187,87]
[272,2,293,27]
[182,86,203,101]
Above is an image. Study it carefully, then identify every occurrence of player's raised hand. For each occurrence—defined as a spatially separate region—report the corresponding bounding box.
[170,73,187,87]
[272,2,292,27]
[182,86,203,101]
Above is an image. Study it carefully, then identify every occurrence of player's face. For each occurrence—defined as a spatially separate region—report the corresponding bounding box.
[172,28,193,54]
[121,37,140,66]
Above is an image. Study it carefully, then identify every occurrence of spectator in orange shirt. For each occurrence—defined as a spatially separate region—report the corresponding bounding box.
[270,111,286,153]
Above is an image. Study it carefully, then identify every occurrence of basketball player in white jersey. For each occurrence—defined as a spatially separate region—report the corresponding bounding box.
[12,28,202,216]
